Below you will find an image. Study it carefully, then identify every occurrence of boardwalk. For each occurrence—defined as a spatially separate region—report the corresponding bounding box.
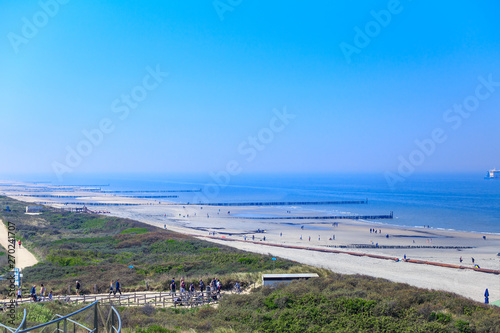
[4,290,226,310]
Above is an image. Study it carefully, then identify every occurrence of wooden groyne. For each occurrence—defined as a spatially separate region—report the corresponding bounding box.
[34,202,144,206]
[233,212,394,220]
[191,200,368,207]
[326,245,474,250]
[102,189,201,193]
[125,195,178,198]
[198,235,500,275]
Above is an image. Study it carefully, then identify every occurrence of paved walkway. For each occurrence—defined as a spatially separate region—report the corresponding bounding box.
[0,219,38,269]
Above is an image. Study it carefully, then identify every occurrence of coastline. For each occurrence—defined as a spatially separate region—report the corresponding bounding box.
[1,181,499,303]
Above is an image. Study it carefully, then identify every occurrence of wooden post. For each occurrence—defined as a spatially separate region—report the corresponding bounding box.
[94,302,99,333]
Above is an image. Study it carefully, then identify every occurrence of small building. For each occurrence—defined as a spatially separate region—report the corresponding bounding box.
[262,273,319,287]
[26,206,43,213]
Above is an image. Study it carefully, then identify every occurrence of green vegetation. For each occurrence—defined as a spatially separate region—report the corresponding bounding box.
[3,275,499,332]
[121,227,149,235]
[0,244,7,275]
[0,196,296,295]
[1,195,499,332]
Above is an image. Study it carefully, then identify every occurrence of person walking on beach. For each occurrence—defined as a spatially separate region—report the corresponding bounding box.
[18,240,21,248]
[114,279,122,295]
[460,256,463,263]
[75,281,81,296]
[17,288,22,300]
[472,257,475,264]
[189,283,195,295]
[48,291,53,301]
[109,281,114,295]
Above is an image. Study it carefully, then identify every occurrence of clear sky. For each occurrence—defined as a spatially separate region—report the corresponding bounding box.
[1,0,499,180]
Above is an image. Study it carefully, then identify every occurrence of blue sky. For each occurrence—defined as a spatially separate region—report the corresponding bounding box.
[1,0,499,180]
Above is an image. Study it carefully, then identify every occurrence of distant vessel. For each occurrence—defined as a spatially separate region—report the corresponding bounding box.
[485,169,500,179]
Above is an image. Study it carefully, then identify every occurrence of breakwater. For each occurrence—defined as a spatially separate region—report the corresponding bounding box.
[233,212,394,220]
[191,200,368,206]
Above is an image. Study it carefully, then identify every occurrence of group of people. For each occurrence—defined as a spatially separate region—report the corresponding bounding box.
[24,284,53,302]
[108,279,122,295]
[170,277,222,295]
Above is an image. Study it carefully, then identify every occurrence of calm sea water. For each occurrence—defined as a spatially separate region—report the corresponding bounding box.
[12,173,500,234]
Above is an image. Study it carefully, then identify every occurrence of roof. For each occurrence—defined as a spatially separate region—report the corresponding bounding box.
[262,273,319,279]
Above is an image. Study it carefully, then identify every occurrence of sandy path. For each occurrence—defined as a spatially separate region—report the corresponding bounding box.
[0,219,38,269]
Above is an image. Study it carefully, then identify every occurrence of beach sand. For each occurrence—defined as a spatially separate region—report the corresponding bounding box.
[0,220,39,269]
[2,184,499,303]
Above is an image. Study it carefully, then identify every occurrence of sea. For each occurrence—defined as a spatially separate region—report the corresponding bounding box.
[7,172,500,235]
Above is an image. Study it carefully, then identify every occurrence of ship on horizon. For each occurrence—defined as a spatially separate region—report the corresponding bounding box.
[484,169,500,179]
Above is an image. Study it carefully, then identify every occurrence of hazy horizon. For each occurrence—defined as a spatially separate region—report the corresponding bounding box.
[1,1,499,181]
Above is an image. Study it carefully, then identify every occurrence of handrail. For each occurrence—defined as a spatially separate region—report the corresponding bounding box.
[54,314,93,332]
[14,309,27,333]
[0,309,26,333]
[110,306,121,333]
[16,301,98,333]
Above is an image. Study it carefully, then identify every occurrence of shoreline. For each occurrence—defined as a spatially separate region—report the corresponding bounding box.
[1,182,500,303]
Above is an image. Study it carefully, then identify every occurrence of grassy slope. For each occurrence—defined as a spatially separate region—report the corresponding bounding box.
[1,196,500,332]
[0,196,296,295]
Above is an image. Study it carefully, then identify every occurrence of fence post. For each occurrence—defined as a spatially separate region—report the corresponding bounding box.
[64,318,68,333]
[94,302,99,333]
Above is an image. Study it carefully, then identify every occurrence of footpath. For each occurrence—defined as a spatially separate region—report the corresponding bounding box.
[0,219,38,269]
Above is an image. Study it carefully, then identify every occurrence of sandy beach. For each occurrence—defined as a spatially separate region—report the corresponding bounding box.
[1,182,499,303]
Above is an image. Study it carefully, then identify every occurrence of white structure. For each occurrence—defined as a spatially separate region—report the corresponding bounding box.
[26,206,43,213]
[262,273,319,287]
[485,169,500,179]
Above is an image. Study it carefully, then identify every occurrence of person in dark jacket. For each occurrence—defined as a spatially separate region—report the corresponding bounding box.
[114,279,122,295]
